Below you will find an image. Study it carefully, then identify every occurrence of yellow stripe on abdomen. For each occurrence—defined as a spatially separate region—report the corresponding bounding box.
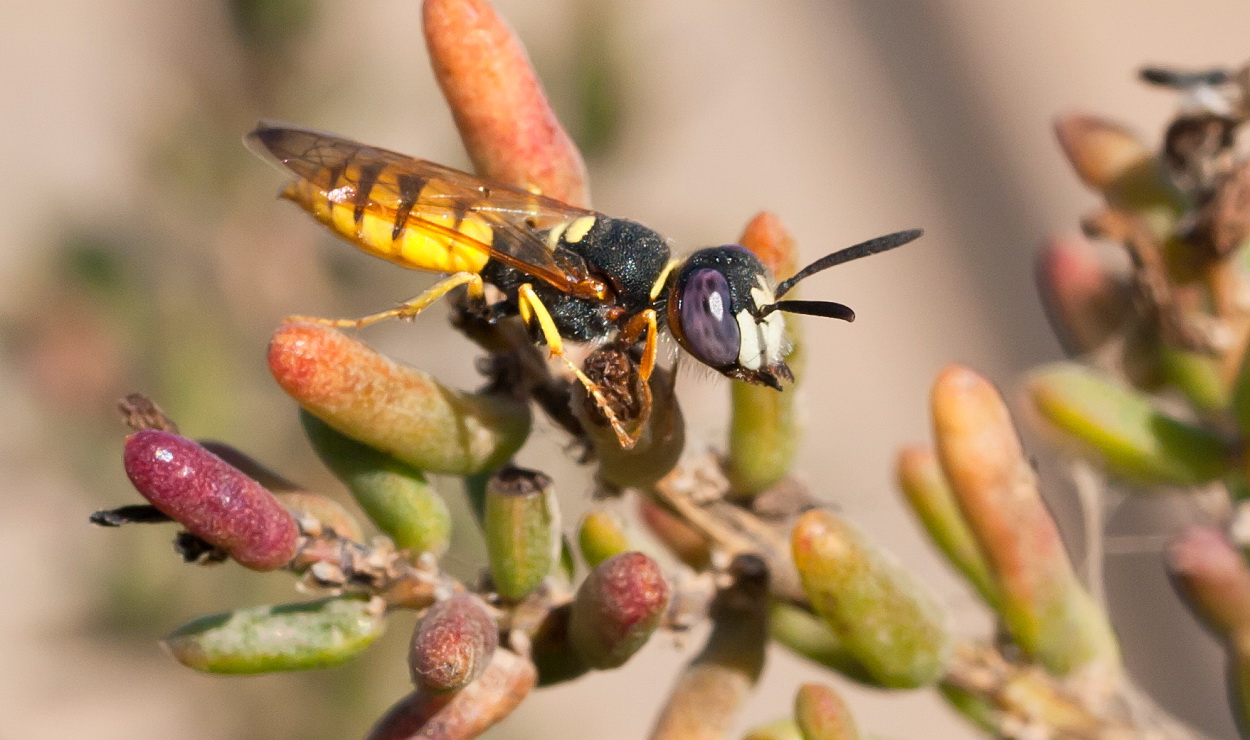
[283,181,492,274]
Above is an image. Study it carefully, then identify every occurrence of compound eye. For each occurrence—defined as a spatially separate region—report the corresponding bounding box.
[679,268,740,367]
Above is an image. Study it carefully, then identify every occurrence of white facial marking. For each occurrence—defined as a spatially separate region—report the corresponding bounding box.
[707,291,724,321]
[761,312,786,365]
[736,310,762,370]
[748,280,786,367]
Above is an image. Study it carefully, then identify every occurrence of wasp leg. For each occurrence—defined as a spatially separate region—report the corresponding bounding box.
[618,309,658,381]
[288,271,486,329]
[516,284,640,449]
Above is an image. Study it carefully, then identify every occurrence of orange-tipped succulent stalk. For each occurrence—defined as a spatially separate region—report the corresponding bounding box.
[423,0,590,206]
[931,366,1119,675]
[727,212,805,497]
[268,322,530,476]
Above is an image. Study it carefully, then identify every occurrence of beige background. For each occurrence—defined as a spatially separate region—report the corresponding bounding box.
[1,1,1246,738]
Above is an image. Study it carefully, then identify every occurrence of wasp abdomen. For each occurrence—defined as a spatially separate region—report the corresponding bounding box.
[283,179,492,275]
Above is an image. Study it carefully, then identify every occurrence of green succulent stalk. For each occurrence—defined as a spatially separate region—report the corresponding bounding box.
[483,466,561,602]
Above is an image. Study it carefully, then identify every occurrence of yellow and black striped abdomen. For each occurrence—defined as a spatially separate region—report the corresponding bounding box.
[283,178,494,275]
[250,124,608,295]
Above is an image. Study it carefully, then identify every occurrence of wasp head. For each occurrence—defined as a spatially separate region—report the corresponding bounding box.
[664,230,923,390]
[666,245,794,389]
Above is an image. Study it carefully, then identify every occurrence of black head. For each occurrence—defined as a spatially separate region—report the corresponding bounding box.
[666,245,791,388]
[665,230,923,389]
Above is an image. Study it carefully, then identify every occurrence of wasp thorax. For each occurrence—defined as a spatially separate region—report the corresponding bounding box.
[668,246,791,388]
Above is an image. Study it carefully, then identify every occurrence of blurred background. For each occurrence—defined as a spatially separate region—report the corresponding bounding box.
[2,0,1248,737]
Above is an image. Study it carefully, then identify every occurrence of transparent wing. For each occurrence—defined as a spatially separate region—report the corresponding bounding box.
[248,122,604,296]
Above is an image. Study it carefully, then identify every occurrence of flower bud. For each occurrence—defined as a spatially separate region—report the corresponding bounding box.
[409,594,498,693]
[569,551,669,669]
[123,430,298,570]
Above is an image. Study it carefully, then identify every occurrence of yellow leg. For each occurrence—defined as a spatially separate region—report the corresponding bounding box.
[517,284,641,449]
[619,309,658,381]
[288,272,485,329]
[517,284,565,356]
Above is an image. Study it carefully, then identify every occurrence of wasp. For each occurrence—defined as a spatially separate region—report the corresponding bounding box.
[248,123,921,448]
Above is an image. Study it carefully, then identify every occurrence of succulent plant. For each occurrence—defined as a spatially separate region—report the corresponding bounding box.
[90,2,1250,738]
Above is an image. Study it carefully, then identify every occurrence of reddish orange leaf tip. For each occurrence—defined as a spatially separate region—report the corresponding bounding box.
[739,211,799,280]
[423,0,589,207]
